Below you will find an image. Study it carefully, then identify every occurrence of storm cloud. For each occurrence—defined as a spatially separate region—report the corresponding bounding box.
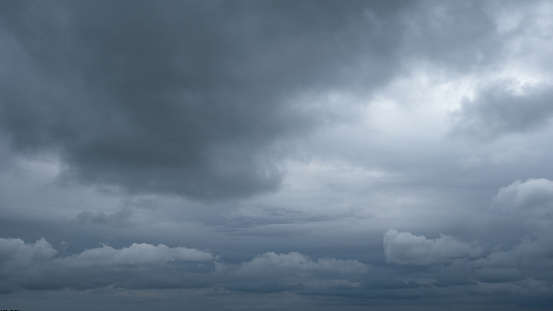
[0,0,410,200]
[2,1,553,310]
[451,81,553,140]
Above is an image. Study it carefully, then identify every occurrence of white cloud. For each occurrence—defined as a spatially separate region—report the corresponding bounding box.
[383,229,481,265]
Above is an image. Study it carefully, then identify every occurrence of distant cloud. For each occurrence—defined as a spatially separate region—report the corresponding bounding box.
[75,208,133,226]
[218,251,370,293]
[236,251,369,275]
[383,229,481,265]
[59,242,214,266]
[0,237,213,293]
[0,237,368,295]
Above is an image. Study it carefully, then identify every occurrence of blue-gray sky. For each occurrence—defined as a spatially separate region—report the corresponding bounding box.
[1,1,553,310]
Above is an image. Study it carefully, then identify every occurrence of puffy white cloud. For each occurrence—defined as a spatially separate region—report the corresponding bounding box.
[383,230,481,265]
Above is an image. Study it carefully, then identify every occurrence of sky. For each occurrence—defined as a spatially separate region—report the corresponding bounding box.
[1,0,553,310]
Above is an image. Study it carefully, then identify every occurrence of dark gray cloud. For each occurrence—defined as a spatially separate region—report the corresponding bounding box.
[451,80,553,140]
[400,0,505,72]
[2,1,553,310]
[0,0,409,200]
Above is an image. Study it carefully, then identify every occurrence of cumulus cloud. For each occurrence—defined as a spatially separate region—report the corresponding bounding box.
[216,251,370,293]
[0,237,57,267]
[60,242,213,266]
[236,251,369,276]
[383,230,481,265]
[1,238,369,295]
[390,179,553,292]
[492,178,553,221]
[451,80,553,140]
[0,237,213,293]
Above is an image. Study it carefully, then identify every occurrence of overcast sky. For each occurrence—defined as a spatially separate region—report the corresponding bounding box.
[1,1,553,310]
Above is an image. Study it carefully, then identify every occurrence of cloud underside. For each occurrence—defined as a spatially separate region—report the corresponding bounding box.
[0,0,409,200]
[1,0,538,200]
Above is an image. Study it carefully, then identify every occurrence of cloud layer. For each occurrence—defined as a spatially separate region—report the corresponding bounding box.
[0,237,370,297]
[0,238,213,293]
[2,1,553,310]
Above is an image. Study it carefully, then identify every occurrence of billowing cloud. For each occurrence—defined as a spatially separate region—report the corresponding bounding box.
[0,237,57,267]
[217,251,370,294]
[379,179,553,300]
[236,251,369,276]
[0,0,410,200]
[493,178,553,216]
[451,80,553,140]
[0,237,213,293]
[383,230,481,265]
[60,242,213,266]
[0,237,369,296]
